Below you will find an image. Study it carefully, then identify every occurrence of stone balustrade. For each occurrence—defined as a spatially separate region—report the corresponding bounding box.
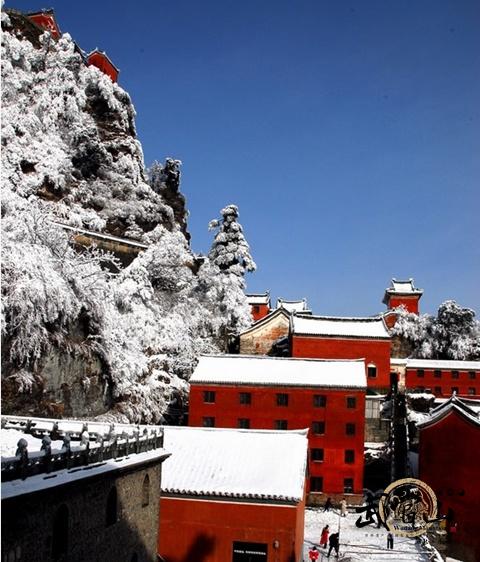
[1,416,164,482]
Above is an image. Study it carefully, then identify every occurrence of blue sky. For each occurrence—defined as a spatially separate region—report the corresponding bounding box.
[10,0,480,316]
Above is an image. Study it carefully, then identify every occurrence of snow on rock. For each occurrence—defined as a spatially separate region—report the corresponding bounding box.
[1,14,254,423]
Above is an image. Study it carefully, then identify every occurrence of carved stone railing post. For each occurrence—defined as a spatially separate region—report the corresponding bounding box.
[16,439,29,481]
[41,435,52,474]
[63,433,72,469]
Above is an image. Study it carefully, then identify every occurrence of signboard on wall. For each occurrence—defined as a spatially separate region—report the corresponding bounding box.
[232,541,268,562]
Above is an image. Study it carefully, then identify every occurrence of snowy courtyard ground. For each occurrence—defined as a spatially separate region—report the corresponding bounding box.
[303,507,433,561]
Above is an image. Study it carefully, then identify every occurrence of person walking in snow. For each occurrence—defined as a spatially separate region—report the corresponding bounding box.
[323,497,333,512]
[327,532,339,557]
[308,545,319,561]
[387,532,394,549]
[340,498,347,517]
[320,524,330,548]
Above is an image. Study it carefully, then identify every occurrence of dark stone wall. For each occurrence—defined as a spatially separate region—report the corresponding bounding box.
[2,461,162,562]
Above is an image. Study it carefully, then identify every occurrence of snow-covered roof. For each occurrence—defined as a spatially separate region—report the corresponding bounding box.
[383,278,423,303]
[190,355,367,389]
[391,358,408,367]
[246,292,270,306]
[161,426,308,503]
[276,298,310,314]
[291,315,390,340]
[405,359,480,371]
[417,395,480,430]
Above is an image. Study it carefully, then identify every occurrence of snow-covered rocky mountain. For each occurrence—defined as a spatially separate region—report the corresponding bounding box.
[1,10,253,423]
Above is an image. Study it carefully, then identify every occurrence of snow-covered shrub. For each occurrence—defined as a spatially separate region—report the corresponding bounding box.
[391,301,480,360]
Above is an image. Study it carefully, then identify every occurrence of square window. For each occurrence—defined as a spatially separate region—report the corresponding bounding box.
[202,417,215,427]
[345,450,355,464]
[344,478,354,494]
[434,387,442,395]
[312,421,325,435]
[203,391,216,403]
[468,387,476,396]
[311,448,324,462]
[451,387,459,395]
[451,370,459,379]
[346,423,356,436]
[346,397,356,408]
[253,305,260,313]
[275,420,288,430]
[238,418,250,429]
[434,370,442,378]
[368,366,377,378]
[276,393,289,406]
[469,371,476,380]
[239,392,251,405]
[313,394,327,408]
[417,369,425,378]
[310,477,323,492]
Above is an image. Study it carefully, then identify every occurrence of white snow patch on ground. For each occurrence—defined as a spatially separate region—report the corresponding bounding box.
[303,507,430,561]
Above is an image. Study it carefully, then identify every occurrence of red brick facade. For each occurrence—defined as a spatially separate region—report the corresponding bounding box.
[188,383,365,500]
[386,295,421,314]
[159,496,305,562]
[291,336,391,391]
[251,303,270,322]
[419,405,480,562]
[406,366,479,398]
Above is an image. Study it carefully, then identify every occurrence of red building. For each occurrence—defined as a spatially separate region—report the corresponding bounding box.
[383,278,423,315]
[27,9,61,39]
[290,315,391,391]
[418,396,480,562]
[87,49,120,83]
[159,426,308,562]
[188,354,366,503]
[246,293,271,322]
[405,359,480,398]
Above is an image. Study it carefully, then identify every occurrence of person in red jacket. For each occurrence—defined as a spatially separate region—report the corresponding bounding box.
[308,545,320,560]
[320,524,330,548]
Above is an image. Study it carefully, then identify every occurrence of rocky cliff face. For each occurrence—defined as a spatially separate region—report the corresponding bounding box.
[1,9,252,423]
[2,10,186,239]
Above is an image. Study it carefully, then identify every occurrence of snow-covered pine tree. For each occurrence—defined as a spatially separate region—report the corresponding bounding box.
[208,204,256,276]
[204,204,256,348]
